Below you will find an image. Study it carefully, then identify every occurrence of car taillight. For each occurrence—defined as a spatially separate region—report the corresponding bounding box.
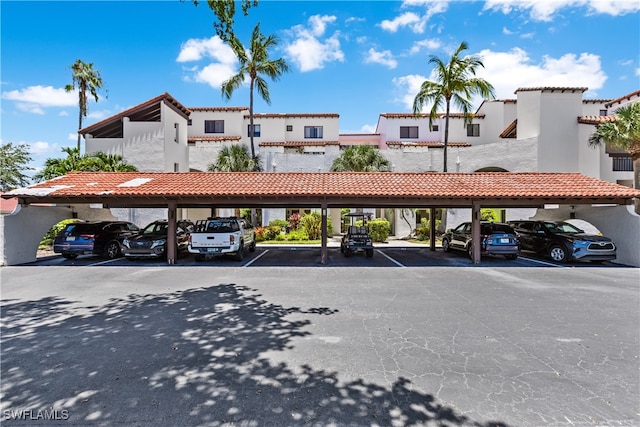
[188,235,192,243]
[80,234,97,239]
[230,235,235,243]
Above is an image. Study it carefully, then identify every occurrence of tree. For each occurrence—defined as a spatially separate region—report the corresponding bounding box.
[34,147,137,182]
[589,102,640,190]
[0,142,33,191]
[222,23,290,159]
[65,59,104,150]
[208,144,262,171]
[192,0,258,43]
[330,145,391,172]
[412,41,495,172]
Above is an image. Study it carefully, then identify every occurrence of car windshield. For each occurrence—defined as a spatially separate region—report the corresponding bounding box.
[483,224,514,234]
[142,223,168,235]
[543,222,581,234]
[63,223,100,235]
[206,220,239,233]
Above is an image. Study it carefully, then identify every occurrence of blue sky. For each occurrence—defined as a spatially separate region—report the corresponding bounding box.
[1,0,639,176]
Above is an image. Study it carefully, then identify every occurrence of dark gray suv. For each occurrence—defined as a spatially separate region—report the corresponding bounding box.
[442,222,520,260]
[508,220,616,263]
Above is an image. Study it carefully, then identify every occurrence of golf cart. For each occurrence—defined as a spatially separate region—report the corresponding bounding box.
[340,212,374,257]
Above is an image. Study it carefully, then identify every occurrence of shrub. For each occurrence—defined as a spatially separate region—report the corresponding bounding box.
[481,208,499,222]
[286,229,309,241]
[301,212,333,239]
[367,218,390,242]
[288,213,301,231]
[264,225,283,240]
[269,219,289,229]
[254,226,267,242]
[415,218,442,241]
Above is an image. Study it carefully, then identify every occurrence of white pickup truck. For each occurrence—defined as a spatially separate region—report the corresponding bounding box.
[188,217,256,261]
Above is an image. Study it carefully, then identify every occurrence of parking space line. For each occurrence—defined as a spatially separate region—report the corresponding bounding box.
[243,250,269,267]
[377,250,405,268]
[89,258,121,266]
[518,256,565,267]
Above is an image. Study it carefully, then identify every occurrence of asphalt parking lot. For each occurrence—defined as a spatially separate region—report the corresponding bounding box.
[2,247,638,426]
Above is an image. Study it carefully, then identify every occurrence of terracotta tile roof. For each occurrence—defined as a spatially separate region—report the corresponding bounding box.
[583,99,612,104]
[381,113,485,119]
[6,172,638,206]
[339,133,381,136]
[259,141,340,147]
[79,93,190,135]
[188,136,242,142]
[605,90,640,108]
[386,141,472,147]
[515,87,588,94]
[189,106,248,112]
[246,113,339,119]
[499,119,517,138]
[577,115,619,125]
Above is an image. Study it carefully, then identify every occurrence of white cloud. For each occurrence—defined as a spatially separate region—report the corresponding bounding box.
[2,85,76,114]
[176,36,236,64]
[194,62,241,88]
[635,67,640,76]
[379,12,423,33]
[409,38,442,55]
[176,36,239,88]
[285,15,344,72]
[28,140,59,155]
[483,0,640,22]
[380,1,448,33]
[502,26,514,35]
[364,48,398,69]
[393,48,608,111]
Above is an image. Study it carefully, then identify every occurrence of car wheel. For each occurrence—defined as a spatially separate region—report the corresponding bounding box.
[234,243,245,261]
[104,241,121,259]
[62,253,78,260]
[467,244,474,259]
[505,254,518,260]
[442,239,451,252]
[366,249,374,258]
[249,241,256,253]
[194,254,205,262]
[549,244,569,263]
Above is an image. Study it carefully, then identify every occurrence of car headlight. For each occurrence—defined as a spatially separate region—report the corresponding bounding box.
[573,240,590,248]
[122,239,130,248]
[151,239,166,248]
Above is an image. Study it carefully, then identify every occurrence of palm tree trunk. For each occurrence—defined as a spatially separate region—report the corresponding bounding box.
[443,99,451,173]
[249,79,256,159]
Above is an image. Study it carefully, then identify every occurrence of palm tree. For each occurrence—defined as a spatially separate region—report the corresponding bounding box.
[589,101,640,211]
[208,144,262,171]
[412,41,495,172]
[65,59,104,150]
[35,147,137,182]
[222,23,289,160]
[330,145,390,172]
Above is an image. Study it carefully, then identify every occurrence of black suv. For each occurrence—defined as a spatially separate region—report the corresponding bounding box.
[508,220,616,263]
[53,221,140,259]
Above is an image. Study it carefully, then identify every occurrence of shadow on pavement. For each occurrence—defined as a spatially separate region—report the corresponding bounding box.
[1,285,510,426]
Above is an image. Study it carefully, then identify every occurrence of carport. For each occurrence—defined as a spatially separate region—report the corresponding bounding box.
[4,171,639,264]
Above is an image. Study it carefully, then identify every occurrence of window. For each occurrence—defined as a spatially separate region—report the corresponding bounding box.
[188,119,193,126]
[248,124,261,137]
[431,125,439,132]
[174,163,180,172]
[205,120,224,133]
[612,156,633,171]
[467,124,480,137]
[174,123,179,143]
[286,125,293,132]
[304,126,323,138]
[400,126,419,138]
[599,109,608,116]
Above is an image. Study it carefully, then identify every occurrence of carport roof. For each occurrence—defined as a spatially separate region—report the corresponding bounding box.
[4,171,639,208]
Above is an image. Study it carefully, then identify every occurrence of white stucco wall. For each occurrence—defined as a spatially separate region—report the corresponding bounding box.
[1,205,73,265]
[162,103,190,172]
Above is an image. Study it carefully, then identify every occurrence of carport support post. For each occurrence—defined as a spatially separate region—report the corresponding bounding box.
[472,201,481,264]
[429,207,436,251]
[167,201,177,265]
[321,204,328,265]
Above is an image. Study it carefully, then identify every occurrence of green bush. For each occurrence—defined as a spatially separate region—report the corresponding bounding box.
[415,218,442,241]
[300,212,322,240]
[286,229,309,241]
[481,208,499,222]
[366,218,390,242]
[263,225,283,240]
